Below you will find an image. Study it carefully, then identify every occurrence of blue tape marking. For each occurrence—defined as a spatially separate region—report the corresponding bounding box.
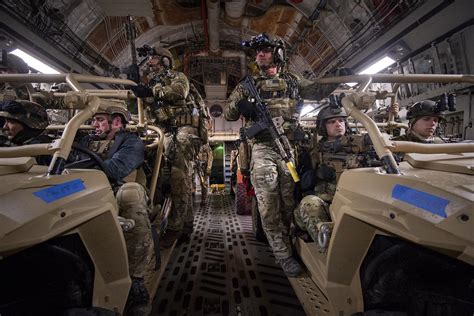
[392,184,449,218]
[33,179,86,203]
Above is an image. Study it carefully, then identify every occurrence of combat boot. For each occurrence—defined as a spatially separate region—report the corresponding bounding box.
[124,277,151,316]
[277,256,302,277]
[160,229,182,249]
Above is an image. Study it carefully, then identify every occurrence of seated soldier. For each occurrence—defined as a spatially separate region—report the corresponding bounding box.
[0,100,52,165]
[294,105,376,242]
[392,100,445,144]
[71,100,153,316]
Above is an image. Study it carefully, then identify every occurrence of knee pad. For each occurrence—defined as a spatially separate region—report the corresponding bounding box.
[116,182,147,209]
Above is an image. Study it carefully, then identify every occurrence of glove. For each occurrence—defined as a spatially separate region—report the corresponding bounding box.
[300,169,317,192]
[237,99,255,118]
[130,84,154,98]
[316,164,336,181]
[388,102,400,117]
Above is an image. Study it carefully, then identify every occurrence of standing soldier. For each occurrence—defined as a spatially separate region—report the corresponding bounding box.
[131,46,198,247]
[1,50,30,104]
[392,100,446,143]
[224,33,340,277]
[294,105,376,244]
[195,142,213,207]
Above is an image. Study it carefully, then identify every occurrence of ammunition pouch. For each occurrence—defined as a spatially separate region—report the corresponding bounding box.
[198,115,209,143]
[238,139,250,173]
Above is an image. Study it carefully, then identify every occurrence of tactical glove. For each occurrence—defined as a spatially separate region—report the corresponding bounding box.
[316,164,336,181]
[300,169,317,192]
[131,84,154,98]
[237,99,255,118]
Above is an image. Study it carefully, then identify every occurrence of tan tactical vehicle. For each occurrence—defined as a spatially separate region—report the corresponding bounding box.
[0,74,170,315]
[288,74,474,315]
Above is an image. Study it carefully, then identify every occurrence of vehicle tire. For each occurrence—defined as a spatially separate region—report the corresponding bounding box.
[235,182,250,215]
[361,236,474,316]
[0,235,95,316]
[64,307,118,316]
[251,196,267,243]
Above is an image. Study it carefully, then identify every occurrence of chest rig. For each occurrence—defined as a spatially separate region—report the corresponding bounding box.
[88,140,114,160]
[318,135,370,176]
[147,70,194,128]
[255,73,300,120]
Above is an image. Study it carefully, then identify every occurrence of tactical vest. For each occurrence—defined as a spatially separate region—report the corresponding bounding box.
[88,139,114,160]
[314,135,373,201]
[251,73,302,142]
[255,73,300,121]
[147,70,192,127]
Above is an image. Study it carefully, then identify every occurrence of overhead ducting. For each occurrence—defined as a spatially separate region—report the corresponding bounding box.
[207,0,220,53]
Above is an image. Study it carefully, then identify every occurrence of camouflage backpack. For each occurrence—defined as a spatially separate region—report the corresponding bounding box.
[189,83,210,143]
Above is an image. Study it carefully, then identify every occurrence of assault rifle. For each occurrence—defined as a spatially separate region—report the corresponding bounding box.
[124,16,140,83]
[240,76,300,182]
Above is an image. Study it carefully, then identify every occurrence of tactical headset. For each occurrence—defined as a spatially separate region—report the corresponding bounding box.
[137,45,173,69]
[241,33,287,66]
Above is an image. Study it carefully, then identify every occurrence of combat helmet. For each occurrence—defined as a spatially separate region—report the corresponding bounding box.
[0,100,48,129]
[316,105,348,136]
[0,51,29,74]
[406,100,445,125]
[96,99,131,123]
[138,45,173,69]
[241,33,287,66]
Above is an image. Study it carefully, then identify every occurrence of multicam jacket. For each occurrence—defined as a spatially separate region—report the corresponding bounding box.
[392,131,445,144]
[225,71,337,142]
[308,134,376,202]
[145,69,191,127]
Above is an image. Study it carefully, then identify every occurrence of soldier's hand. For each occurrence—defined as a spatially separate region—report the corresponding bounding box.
[237,99,255,118]
[316,164,336,181]
[130,84,154,98]
[389,102,400,117]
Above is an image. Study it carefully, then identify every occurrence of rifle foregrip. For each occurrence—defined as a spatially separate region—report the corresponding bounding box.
[286,161,300,182]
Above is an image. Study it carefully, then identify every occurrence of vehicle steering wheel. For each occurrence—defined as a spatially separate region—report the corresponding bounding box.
[65,143,117,184]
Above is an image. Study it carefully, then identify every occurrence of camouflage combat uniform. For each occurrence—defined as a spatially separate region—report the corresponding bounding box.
[392,131,444,144]
[392,100,446,145]
[146,68,199,236]
[225,71,335,261]
[294,134,374,241]
[0,100,52,165]
[193,143,213,204]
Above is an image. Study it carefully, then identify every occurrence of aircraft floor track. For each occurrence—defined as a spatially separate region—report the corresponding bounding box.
[151,193,306,316]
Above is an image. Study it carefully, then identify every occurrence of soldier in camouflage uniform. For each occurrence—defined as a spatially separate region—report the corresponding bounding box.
[0,100,53,164]
[392,100,445,144]
[131,46,198,247]
[0,51,30,103]
[224,33,339,277]
[294,106,375,243]
[73,101,153,316]
[193,142,213,206]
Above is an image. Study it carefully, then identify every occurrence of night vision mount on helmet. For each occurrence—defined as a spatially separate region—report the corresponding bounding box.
[137,45,173,69]
[406,93,456,121]
[241,33,287,66]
